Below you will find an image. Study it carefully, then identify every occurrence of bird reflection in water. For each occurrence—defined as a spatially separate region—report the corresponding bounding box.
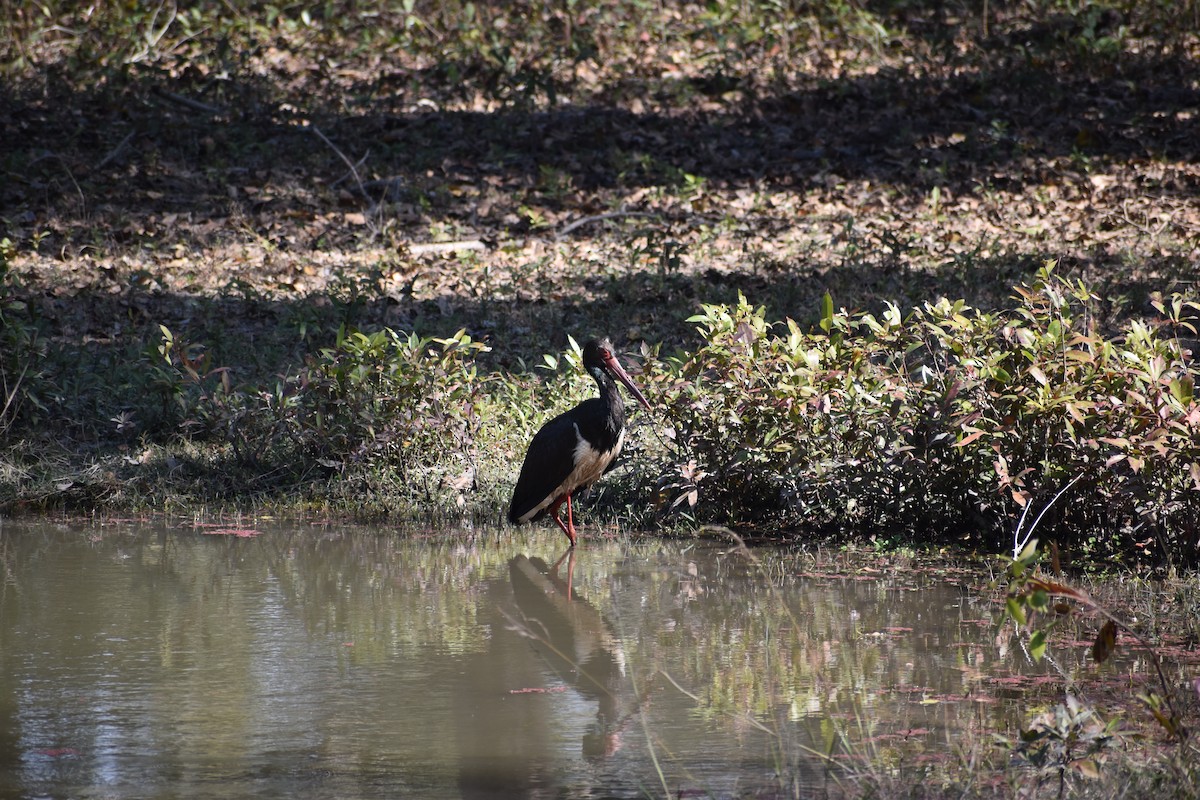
[455,549,643,799]
[507,550,633,759]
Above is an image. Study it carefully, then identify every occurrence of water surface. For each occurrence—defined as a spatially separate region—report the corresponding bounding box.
[0,520,1099,798]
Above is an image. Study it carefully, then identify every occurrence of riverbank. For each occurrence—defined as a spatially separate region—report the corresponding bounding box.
[2,2,1198,565]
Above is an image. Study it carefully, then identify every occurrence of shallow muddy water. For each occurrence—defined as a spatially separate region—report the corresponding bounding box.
[0,520,1124,798]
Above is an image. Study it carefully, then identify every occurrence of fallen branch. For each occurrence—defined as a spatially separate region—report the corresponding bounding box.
[152,87,221,115]
[406,240,487,255]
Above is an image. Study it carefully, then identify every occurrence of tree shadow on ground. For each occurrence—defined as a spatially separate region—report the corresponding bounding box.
[3,32,1197,254]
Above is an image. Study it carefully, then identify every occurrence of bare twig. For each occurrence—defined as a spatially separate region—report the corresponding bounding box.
[1028,575,1190,744]
[659,669,776,735]
[556,210,658,240]
[1117,199,1172,238]
[312,126,368,201]
[329,153,372,193]
[96,131,136,170]
[1012,474,1083,559]
[127,0,178,63]
[1,360,31,435]
[311,125,392,241]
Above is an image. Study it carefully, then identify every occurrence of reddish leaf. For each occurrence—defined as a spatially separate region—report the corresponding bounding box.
[952,429,985,448]
[202,528,262,538]
[1028,577,1089,602]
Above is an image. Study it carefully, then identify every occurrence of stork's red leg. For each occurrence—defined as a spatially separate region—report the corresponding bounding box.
[565,493,578,542]
[549,493,578,547]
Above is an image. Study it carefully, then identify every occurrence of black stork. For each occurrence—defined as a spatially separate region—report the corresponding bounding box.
[508,338,651,546]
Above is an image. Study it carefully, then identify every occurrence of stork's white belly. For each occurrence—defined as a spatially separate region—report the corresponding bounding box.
[517,425,625,523]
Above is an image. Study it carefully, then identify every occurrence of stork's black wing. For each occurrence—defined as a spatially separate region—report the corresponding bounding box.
[508,409,581,524]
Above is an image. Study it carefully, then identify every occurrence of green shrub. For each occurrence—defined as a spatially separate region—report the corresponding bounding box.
[279,326,488,477]
[145,322,488,480]
[640,265,1200,558]
[146,324,236,437]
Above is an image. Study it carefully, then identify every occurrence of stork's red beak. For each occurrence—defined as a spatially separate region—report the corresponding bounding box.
[602,352,652,411]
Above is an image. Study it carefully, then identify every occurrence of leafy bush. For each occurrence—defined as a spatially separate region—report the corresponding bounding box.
[146,324,235,436]
[640,265,1200,558]
[141,323,489,499]
[274,326,488,477]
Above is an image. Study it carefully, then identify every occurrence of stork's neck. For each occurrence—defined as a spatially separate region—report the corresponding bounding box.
[592,368,626,429]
